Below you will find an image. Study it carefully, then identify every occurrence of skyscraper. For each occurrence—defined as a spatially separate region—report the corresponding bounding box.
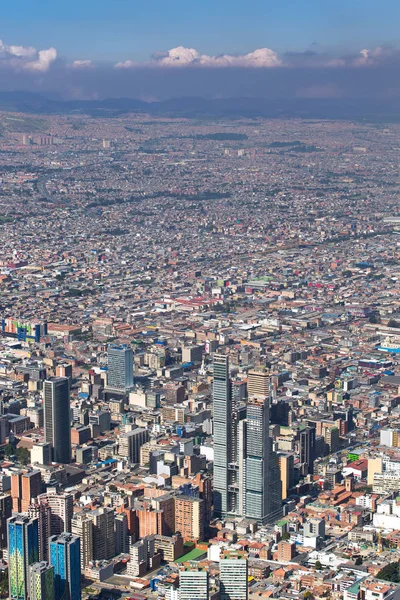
[89,507,115,560]
[11,470,42,513]
[107,345,134,391]
[49,533,81,600]
[247,368,270,397]
[37,490,74,535]
[220,559,248,600]
[29,562,54,600]
[71,514,93,569]
[245,398,282,524]
[8,515,39,600]
[118,427,149,463]
[298,425,316,475]
[44,378,71,464]
[179,569,209,600]
[212,355,232,517]
[28,501,51,562]
[0,493,12,551]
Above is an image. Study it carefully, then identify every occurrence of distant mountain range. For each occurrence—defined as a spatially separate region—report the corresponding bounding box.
[0,90,400,121]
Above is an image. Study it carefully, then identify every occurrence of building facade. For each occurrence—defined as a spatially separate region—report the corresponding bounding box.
[44,378,71,464]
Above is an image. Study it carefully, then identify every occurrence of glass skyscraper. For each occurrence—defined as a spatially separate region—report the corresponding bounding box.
[29,562,54,600]
[212,355,232,517]
[44,378,71,464]
[8,515,39,600]
[107,345,134,391]
[49,533,81,600]
[245,397,282,524]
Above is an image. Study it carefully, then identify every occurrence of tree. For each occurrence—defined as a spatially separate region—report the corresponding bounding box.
[315,561,322,570]
[0,571,8,598]
[369,313,380,324]
[304,592,313,599]
[3,443,15,457]
[388,319,400,329]
[281,532,290,541]
[16,447,30,466]
[355,556,363,565]
[377,560,400,583]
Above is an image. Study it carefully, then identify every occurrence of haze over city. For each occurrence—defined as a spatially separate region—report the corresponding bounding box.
[0,3,400,600]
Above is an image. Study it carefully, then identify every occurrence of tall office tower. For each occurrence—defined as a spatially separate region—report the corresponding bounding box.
[28,501,51,562]
[49,533,81,600]
[107,345,134,391]
[237,419,247,517]
[278,453,295,501]
[298,426,316,475]
[247,368,270,398]
[245,398,282,524]
[11,470,42,513]
[8,515,39,600]
[37,490,73,535]
[179,569,209,600]
[118,427,149,463]
[115,513,128,554]
[29,562,54,600]
[0,493,12,551]
[44,378,71,464]
[71,514,93,569]
[220,559,248,600]
[213,355,232,517]
[90,507,115,560]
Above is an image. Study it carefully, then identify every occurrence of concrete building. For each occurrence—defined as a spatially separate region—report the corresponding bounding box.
[90,507,115,561]
[179,569,209,600]
[220,559,248,600]
[71,513,93,569]
[174,495,204,541]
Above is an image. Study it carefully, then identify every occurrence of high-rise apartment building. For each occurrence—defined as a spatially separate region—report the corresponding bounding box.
[44,378,71,464]
[174,495,204,542]
[90,507,115,561]
[49,533,81,600]
[245,398,282,524]
[29,562,54,600]
[8,515,39,600]
[11,470,42,513]
[179,569,209,600]
[247,369,270,398]
[220,559,248,600]
[28,502,51,562]
[37,490,73,535]
[107,345,134,391]
[213,355,232,517]
[115,513,128,554]
[119,427,149,463]
[71,514,93,569]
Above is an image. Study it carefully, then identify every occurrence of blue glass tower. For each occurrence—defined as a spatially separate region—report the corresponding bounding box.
[49,533,81,600]
[8,515,39,600]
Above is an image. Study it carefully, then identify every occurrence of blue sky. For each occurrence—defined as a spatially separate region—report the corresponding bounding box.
[2,0,400,61]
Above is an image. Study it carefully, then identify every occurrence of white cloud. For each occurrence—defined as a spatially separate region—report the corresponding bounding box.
[115,46,282,69]
[0,39,57,72]
[71,60,94,69]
